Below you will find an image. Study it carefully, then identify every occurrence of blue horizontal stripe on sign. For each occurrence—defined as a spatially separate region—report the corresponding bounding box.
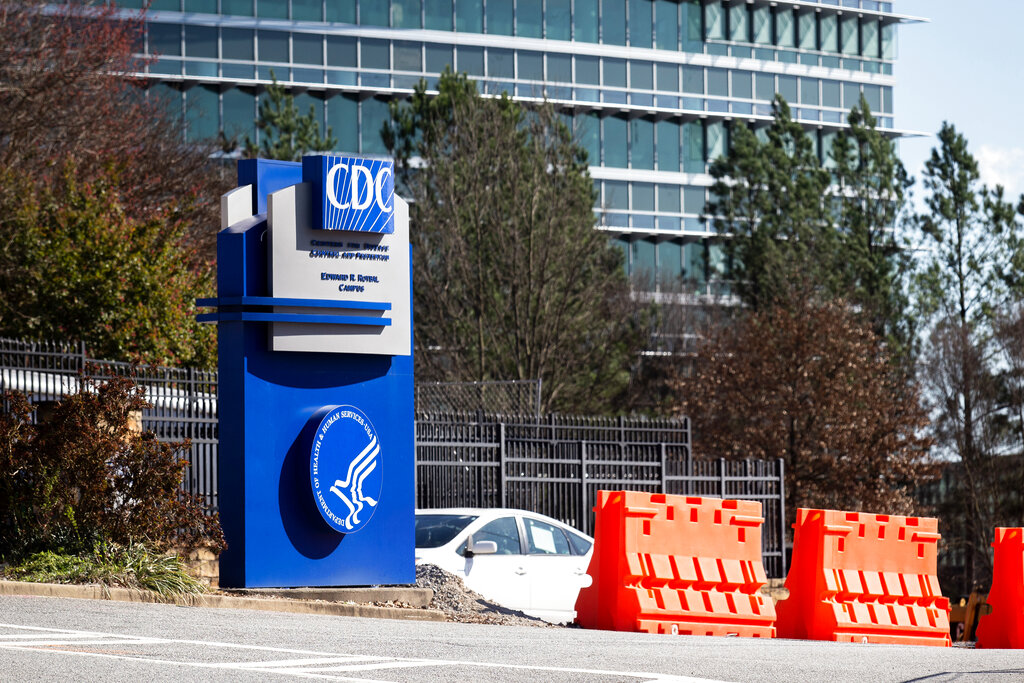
[196,312,391,327]
[195,296,392,311]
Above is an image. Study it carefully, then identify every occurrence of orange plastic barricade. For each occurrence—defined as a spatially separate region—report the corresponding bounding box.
[574,491,776,637]
[775,508,951,647]
[976,527,1024,649]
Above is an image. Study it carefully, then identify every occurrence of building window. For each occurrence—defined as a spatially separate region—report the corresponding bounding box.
[707,68,727,97]
[425,44,453,72]
[751,6,771,45]
[457,45,484,75]
[800,77,818,106]
[682,121,703,173]
[631,119,654,170]
[682,0,702,52]
[655,0,678,51]
[881,22,896,60]
[361,2,390,27]
[775,9,795,48]
[148,23,182,56]
[778,75,797,103]
[656,63,678,92]
[327,36,357,67]
[487,48,514,78]
[629,0,652,48]
[843,82,861,109]
[456,0,483,32]
[392,0,422,28]
[184,25,217,59]
[547,53,571,82]
[577,113,600,164]
[797,11,815,50]
[326,0,356,23]
[256,0,287,20]
[326,95,358,153]
[706,121,726,161]
[292,0,322,21]
[658,242,682,284]
[546,0,571,41]
[602,0,627,46]
[424,0,453,30]
[657,121,679,172]
[576,55,600,84]
[728,4,748,43]
[222,88,255,143]
[575,0,599,43]
[517,0,542,38]
[257,31,289,63]
[603,58,627,88]
[605,179,629,210]
[704,1,724,41]
[185,86,219,142]
[755,73,774,101]
[293,34,323,65]
[822,80,841,108]
[486,1,513,35]
[518,51,543,81]
[604,117,628,168]
[360,98,389,155]
[394,41,422,72]
[361,39,390,70]
[732,70,752,99]
[861,19,880,59]
[840,15,859,55]
[222,28,254,61]
[819,14,837,53]
[222,0,254,17]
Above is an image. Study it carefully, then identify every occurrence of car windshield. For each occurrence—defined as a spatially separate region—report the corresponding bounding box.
[415,514,478,548]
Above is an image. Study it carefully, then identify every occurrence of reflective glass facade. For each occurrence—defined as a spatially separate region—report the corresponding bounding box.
[124,0,911,294]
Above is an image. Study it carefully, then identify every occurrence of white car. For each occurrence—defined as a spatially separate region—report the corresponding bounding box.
[414,508,594,624]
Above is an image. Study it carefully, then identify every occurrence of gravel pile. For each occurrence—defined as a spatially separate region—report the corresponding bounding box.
[415,563,555,627]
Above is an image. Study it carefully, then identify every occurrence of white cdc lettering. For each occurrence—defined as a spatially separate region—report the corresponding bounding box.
[325,163,393,214]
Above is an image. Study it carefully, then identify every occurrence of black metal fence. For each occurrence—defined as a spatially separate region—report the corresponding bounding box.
[0,338,219,511]
[0,337,787,578]
[417,412,786,578]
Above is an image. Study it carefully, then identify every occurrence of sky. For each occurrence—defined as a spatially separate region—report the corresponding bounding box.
[896,1,1024,204]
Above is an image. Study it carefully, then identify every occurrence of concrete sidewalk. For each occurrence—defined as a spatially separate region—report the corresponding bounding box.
[0,580,446,622]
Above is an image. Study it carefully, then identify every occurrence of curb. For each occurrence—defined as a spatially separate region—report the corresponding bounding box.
[0,580,447,622]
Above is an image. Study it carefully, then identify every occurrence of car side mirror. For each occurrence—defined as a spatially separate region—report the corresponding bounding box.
[465,537,498,556]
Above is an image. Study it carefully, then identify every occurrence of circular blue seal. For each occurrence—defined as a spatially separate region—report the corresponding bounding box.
[309,405,383,533]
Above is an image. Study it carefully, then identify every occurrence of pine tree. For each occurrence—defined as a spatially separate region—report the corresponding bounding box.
[245,74,336,161]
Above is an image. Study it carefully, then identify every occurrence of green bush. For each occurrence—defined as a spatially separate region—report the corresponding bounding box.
[0,375,224,562]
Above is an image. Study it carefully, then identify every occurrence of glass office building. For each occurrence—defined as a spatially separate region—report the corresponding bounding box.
[123,0,918,294]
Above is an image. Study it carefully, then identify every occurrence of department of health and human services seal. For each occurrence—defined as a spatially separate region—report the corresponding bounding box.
[309,405,383,533]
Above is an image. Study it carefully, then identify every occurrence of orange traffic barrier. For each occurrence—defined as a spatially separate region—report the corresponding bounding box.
[976,527,1024,649]
[574,491,776,637]
[776,508,951,646]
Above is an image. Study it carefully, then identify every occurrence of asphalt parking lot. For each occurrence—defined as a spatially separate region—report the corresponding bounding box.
[1,594,1021,682]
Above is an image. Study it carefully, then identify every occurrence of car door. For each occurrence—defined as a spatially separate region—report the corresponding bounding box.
[521,516,589,622]
[460,515,530,612]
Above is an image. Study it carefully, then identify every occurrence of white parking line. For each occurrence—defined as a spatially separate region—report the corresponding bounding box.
[0,622,733,683]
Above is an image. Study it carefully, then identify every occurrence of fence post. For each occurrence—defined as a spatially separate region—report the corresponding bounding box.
[659,443,667,494]
[778,457,787,578]
[718,457,727,498]
[580,440,588,536]
[78,340,87,375]
[499,422,507,508]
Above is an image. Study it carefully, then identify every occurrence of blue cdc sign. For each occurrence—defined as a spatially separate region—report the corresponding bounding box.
[198,155,413,588]
[303,155,394,233]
